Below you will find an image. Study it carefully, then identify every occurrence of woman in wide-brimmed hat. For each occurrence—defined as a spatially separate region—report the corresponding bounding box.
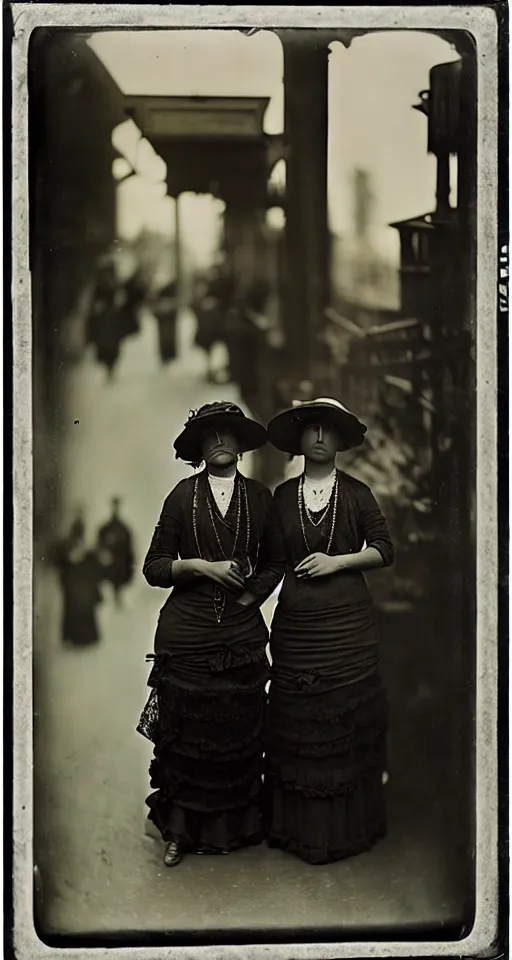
[137,401,285,868]
[264,397,394,865]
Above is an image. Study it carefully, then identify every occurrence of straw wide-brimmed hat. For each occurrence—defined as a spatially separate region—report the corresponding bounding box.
[267,397,367,456]
[174,401,268,463]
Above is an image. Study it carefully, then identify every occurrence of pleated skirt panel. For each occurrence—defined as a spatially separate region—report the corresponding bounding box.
[265,603,388,865]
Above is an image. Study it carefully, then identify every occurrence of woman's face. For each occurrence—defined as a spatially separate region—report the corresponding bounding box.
[201,427,240,468]
[300,420,341,463]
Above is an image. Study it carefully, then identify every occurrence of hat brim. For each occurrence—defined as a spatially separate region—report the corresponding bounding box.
[174,413,268,463]
[267,404,367,456]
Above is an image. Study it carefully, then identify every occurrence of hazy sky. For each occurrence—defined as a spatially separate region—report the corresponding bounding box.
[89,29,460,264]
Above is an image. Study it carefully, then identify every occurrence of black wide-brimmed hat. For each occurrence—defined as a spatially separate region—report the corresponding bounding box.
[174,401,268,463]
[267,397,367,456]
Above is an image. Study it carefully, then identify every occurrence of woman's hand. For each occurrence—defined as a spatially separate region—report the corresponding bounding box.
[202,560,246,592]
[294,553,341,579]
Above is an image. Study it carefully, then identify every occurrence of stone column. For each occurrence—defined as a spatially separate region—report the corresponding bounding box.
[281,36,330,395]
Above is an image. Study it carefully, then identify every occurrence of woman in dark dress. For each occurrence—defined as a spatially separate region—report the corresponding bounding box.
[137,402,285,867]
[86,261,124,380]
[117,269,146,341]
[193,280,221,376]
[153,279,179,364]
[97,497,135,606]
[264,397,394,865]
[194,268,233,383]
[225,280,270,406]
[55,524,103,646]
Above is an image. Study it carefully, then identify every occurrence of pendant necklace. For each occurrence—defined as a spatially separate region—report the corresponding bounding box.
[303,499,331,528]
[298,471,339,556]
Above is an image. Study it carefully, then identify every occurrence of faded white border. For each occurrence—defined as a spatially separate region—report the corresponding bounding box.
[12,5,499,959]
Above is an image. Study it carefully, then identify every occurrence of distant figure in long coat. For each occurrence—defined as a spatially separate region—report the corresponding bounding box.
[117,269,147,341]
[153,279,179,365]
[226,280,271,407]
[54,521,103,646]
[86,261,124,381]
[97,497,135,606]
[194,267,233,383]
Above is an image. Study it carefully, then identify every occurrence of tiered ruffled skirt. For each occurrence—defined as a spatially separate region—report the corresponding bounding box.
[264,603,388,865]
[138,603,269,852]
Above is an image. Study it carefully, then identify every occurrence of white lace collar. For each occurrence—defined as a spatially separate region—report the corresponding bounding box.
[302,469,337,512]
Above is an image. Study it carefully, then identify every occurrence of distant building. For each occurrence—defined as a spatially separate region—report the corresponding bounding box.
[330,231,400,317]
[389,207,458,328]
[330,168,400,320]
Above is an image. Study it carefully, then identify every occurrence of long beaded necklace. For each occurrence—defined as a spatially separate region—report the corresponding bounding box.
[192,474,251,623]
[298,470,339,556]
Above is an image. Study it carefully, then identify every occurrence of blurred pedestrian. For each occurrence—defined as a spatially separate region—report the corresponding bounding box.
[226,279,271,407]
[194,266,233,383]
[194,291,221,382]
[117,268,147,341]
[153,278,179,365]
[264,397,395,864]
[85,259,125,382]
[137,401,285,867]
[97,497,135,606]
[54,518,103,647]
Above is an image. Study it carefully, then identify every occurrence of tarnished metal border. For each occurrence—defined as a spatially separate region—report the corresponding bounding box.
[11,5,499,958]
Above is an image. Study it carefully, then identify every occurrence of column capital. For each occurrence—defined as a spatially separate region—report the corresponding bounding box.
[275,28,357,52]
[273,27,475,61]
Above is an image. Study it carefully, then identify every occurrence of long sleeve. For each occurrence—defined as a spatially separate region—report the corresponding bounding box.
[142,485,184,588]
[245,490,286,604]
[357,485,395,567]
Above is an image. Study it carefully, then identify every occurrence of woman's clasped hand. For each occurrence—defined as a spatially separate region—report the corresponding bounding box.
[201,559,246,591]
[294,552,342,579]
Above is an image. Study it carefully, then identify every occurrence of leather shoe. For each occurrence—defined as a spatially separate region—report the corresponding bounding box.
[163,839,185,867]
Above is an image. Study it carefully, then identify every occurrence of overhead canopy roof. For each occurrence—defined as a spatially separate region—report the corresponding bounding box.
[125,96,270,141]
[123,95,277,202]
